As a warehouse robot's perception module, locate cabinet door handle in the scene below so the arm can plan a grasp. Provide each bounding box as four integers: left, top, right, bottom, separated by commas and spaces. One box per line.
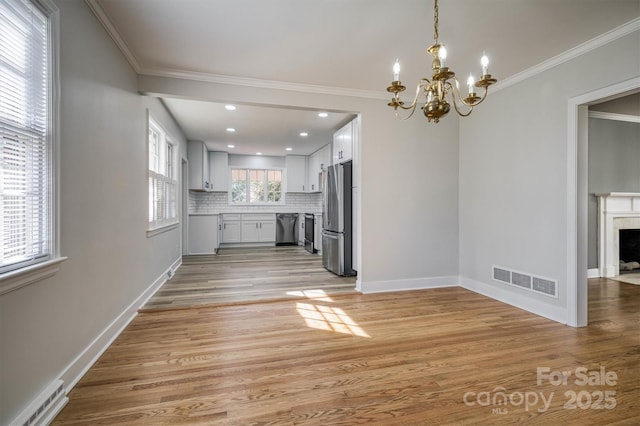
260, 223, 262, 229
224, 223, 226, 229
256, 223, 258, 229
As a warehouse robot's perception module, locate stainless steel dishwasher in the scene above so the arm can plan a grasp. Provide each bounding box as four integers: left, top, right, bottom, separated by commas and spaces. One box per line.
276, 213, 299, 245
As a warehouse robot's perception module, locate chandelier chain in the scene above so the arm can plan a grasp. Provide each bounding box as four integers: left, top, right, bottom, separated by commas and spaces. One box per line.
433, 0, 439, 44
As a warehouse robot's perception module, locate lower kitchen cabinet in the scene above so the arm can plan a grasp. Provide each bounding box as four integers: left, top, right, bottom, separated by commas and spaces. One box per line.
188, 214, 219, 254
221, 214, 241, 243
241, 214, 275, 242
221, 213, 275, 244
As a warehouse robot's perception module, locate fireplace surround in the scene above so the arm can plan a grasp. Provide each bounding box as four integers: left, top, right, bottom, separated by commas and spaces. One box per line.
596, 193, 640, 277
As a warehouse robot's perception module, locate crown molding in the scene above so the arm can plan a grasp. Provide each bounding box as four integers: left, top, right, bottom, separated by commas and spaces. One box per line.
140, 68, 389, 100
588, 111, 640, 123
495, 17, 640, 93
85, 0, 142, 73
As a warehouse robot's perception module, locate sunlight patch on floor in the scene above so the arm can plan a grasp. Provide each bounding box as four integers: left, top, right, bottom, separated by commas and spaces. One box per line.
286, 289, 334, 302
296, 302, 370, 337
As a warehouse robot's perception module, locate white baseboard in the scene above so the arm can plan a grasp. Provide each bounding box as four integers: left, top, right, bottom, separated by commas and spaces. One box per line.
59, 256, 181, 393
459, 276, 568, 325
357, 275, 458, 294
587, 268, 600, 279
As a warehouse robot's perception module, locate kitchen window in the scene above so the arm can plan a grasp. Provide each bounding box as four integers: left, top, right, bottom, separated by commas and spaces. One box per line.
147, 115, 178, 234
0, 0, 61, 285
231, 168, 282, 204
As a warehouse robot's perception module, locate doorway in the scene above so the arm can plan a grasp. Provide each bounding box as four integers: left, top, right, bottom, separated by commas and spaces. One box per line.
569, 77, 640, 327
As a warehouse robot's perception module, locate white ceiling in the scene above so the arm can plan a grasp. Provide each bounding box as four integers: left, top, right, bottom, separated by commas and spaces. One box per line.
90, 0, 640, 155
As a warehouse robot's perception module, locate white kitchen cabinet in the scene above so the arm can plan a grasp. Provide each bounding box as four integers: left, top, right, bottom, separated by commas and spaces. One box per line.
307, 144, 330, 192
351, 115, 360, 188
221, 214, 241, 243
188, 140, 210, 191
285, 155, 307, 192
188, 214, 218, 254
352, 186, 359, 271
209, 151, 229, 192
240, 214, 276, 242
333, 120, 353, 164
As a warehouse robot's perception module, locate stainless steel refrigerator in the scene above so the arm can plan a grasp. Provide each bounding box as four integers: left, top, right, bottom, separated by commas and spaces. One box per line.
322, 161, 356, 276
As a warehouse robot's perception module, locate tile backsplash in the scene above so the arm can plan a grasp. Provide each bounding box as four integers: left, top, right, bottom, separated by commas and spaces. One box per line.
189, 191, 323, 214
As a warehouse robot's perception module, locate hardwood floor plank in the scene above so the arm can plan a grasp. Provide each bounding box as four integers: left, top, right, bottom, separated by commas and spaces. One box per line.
54, 276, 639, 425
142, 247, 356, 310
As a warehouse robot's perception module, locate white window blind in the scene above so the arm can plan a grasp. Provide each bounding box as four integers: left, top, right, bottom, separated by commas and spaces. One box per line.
148, 117, 177, 231
0, 0, 52, 274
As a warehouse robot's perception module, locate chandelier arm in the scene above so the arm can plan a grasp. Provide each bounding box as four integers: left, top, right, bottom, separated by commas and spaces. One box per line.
445, 81, 474, 117
470, 86, 490, 107
396, 79, 428, 111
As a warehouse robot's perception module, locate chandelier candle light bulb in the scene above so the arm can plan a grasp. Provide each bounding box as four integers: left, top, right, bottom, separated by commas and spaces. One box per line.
385, 0, 497, 123
481, 54, 489, 76
438, 45, 447, 68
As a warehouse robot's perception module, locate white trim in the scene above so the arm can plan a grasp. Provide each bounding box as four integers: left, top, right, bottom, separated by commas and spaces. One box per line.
357, 275, 458, 294
147, 222, 179, 238
587, 269, 600, 279
84, 0, 142, 73
141, 68, 388, 100
460, 276, 568, 325
588, 111, 640, 123
0, 257, 67, 296
59, 256, 181, 392
567, 77, 640, 327
495, 18, 640, 93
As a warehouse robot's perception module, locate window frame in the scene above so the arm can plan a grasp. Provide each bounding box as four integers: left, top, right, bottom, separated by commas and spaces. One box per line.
229, 167, 284, 205
147, 113, 179, 236
0, 0, 64, 295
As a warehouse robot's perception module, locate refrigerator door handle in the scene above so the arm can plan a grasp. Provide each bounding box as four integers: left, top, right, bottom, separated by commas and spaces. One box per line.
322, 231, 339, 240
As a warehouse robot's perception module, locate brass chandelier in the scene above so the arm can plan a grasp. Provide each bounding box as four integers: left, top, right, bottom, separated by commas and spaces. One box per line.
386, 0, 497, 123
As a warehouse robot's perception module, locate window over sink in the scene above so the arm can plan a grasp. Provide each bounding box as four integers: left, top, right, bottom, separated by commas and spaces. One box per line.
230, 168, 282, 204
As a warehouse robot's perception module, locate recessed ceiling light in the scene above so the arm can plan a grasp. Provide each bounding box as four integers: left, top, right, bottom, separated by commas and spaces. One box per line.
256, 152, 262, 156
286, 147, 293, 151
227, 144, 235, 148
318, 112, 328, 118
226, 128, 235, 132
225, 105, 236, 111
299, 132, 308, 137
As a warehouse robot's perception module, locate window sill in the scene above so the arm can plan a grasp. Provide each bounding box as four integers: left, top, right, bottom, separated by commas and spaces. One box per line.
0, 257, 68, 296
147, 222, 179, 238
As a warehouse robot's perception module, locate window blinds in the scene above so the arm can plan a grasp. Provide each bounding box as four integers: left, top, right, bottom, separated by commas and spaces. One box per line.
0, 0, 51, 273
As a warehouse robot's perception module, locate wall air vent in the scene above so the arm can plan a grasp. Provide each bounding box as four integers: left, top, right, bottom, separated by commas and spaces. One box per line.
511, 272, 532, 289
493, 266, 558, 298
532, 277, 557, 297
493, 267, 511, 284
13, 379, 67, 426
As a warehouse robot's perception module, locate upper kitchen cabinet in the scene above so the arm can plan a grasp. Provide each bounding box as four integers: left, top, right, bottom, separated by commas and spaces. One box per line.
285, 155, 307, 192
188, 140, 210, 191
209, 151, 229, 192
333, 120, 354, 164
307, 144, 331, 192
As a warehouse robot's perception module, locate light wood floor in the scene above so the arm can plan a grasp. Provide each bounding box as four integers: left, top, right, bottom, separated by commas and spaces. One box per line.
54, 276, 639, 425
142, 246, 357, 311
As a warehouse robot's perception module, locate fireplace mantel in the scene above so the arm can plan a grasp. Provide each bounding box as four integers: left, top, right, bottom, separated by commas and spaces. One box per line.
596, 192, 640, 277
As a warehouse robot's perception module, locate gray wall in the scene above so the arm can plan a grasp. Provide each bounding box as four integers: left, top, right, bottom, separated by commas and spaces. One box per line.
0, 1, 186, 423
459, 30, 640, 313
587, 118, 640, 268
